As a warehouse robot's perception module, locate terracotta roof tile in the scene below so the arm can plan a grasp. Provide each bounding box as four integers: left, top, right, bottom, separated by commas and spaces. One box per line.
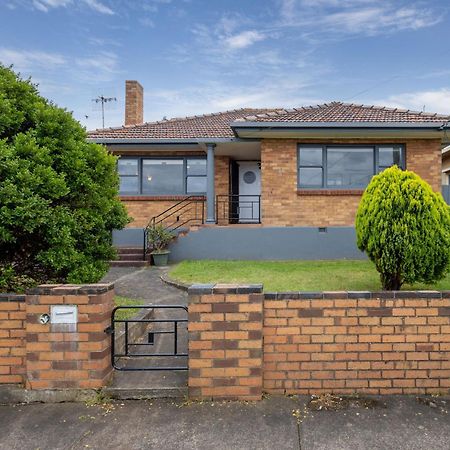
88, 102, 449, 140
87, 108, 279, 140
236, 102, 449, 124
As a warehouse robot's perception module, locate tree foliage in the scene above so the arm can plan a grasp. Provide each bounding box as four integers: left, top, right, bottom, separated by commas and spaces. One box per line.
0, 65, 129, 290
356, 165, 450, 290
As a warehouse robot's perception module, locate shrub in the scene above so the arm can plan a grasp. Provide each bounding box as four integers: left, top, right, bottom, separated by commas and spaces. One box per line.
356, 166, 450, 290
146, 224, 175, 253
0, 65, 129, 290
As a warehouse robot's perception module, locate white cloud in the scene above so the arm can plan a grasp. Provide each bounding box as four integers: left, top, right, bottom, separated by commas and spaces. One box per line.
18, 0, 115, 15
75, 51, 119, 73
374, 89, 450, 115
0, 46, 120, 86
32, 0, 71, 12
323, 6, 440, 34
142, 74, 323, 123
224, 30, 265, 50
82, 0, 114, 15
278, 0, 441, 36
0, 47, 66, 71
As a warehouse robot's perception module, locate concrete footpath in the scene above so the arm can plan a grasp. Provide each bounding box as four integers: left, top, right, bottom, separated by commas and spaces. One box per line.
0, 396, 448, 450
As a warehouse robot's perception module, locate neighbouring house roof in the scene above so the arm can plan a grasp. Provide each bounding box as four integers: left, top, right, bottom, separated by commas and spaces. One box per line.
88, 102, 450, 142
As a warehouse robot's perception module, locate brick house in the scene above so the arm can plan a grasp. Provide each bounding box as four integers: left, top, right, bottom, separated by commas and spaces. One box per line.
88, 81, 450, 261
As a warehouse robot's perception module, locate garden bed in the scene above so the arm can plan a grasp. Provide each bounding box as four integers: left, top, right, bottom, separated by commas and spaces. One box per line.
169, 260, 450, 292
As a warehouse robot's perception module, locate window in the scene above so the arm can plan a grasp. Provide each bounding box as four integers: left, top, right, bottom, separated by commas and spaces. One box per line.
327, 147, 373, 188
142, 159, 184, 195
118, 157, 207, 195
298, 145, 404, 189
186, 159, 207, 193
118, 159, 139, 194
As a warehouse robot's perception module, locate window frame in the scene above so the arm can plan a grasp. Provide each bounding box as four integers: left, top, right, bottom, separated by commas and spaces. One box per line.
118, 156, 207, 196
297, 144, 405, 190
117, 158, 140, 195
185, 158, 208, 194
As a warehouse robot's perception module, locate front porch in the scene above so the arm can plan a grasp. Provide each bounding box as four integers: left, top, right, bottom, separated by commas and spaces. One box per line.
204, 142, 263, 226
116, 139, 263, 231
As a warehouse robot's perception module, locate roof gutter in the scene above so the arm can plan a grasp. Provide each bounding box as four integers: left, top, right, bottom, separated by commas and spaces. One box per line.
231, 121, 449, 142
86, 137, 250, 145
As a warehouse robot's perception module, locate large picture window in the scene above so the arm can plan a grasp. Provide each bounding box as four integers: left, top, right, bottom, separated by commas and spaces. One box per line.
118, 157, 207, 195
298, 144, 405, 189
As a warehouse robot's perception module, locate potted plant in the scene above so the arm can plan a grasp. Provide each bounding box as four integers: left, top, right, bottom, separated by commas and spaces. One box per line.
146, 224, 175, 266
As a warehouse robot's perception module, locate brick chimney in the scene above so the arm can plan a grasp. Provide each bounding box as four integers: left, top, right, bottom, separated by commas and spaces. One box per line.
125, 80, 144, 126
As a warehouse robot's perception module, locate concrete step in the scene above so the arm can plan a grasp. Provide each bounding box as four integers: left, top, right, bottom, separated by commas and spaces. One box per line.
109, 260, 149, 267
117, 247, 143, 255
118, 253, 146, 261
104, 386, 187, 400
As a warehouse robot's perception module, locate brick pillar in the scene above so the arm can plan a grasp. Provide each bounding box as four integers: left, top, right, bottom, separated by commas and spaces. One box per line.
0, 294, 26, 385
188, 284, 263, 401
25, 284, 114, 390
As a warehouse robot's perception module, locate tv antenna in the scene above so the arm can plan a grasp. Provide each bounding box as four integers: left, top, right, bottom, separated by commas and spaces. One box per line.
92, 95, 117, 128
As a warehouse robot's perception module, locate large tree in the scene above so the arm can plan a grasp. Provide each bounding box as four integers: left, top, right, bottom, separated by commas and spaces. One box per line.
356, 165, 450, 290
0, 65, 129, 290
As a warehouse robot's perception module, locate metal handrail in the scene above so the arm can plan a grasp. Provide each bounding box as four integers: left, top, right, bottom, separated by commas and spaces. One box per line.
143, 196, 206, 260
216, 194, 261, 224
149, 195, 204, 223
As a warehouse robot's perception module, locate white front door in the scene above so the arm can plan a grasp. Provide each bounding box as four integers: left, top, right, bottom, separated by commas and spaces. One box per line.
238, 161, 261, 223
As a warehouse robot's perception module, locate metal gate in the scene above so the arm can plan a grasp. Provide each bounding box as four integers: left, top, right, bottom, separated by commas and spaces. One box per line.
106, 305, 188, 371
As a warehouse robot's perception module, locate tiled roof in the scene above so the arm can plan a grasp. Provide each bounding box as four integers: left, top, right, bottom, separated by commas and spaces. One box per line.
88, 102, 449, 141
87, 108, 279, 140
236, 102, 450, 124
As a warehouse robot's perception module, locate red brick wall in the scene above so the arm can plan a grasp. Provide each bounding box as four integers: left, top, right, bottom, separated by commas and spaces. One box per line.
0, 295, 26, 384
188, 287, 450, 399
0, 284, 114, 390
25, 284, 114, 390
261, 138, 442, 227
264, 291, 450, 395
188, 284, 263, 401
118, 155, 229, 228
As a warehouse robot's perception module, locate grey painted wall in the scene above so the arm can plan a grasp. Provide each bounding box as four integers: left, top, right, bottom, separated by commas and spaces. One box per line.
168, 226, 365, 261
442, 186, 450, 204
114, 187, 449, 254
113, 228, 144, 247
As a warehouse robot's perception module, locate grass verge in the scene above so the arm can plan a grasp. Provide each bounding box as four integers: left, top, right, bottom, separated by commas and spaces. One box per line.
114, 296, 144, 320
169, 260, 450, 292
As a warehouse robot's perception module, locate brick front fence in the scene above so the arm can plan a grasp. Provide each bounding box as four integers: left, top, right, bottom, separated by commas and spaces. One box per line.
188, 285, 264, 401
0, 294, 26, 385
188, 285, 450, 400
0, 284, 114, 394
2, 282, 449, 401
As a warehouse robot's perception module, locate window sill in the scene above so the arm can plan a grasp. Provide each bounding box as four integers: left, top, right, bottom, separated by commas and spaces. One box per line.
297, 189, 365, 196
119, 195, 205, 201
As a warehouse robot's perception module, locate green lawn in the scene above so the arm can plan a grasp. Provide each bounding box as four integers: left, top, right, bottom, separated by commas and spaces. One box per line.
169, 260, 450, 292
114, 296, 145, 320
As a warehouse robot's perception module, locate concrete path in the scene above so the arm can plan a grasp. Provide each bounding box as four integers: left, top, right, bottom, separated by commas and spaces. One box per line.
101, 266, 188, 395
0, 396, 448, 450
101, 266, 187, 305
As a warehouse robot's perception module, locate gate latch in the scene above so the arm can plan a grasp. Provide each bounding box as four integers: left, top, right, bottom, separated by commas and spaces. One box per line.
104, 326, 114, 335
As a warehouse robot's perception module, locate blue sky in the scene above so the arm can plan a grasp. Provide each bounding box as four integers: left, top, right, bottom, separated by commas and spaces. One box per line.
1, 0, 450, 130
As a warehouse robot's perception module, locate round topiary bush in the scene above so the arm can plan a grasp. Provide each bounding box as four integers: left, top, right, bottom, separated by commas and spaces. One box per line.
0, 65, 130, 291
356, 165, 450, 290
